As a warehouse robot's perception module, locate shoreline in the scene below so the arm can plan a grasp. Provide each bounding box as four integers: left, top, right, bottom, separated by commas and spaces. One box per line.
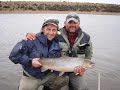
0, 11, 120, 15
1, 1, 120, 15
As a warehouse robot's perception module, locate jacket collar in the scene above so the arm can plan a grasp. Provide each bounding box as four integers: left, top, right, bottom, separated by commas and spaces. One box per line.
36, 33, 58, 46
36, 33, 48, 46
77, 27, 83, 38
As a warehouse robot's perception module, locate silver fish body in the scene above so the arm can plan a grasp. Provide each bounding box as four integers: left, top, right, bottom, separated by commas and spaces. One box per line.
38, 56, 95, 74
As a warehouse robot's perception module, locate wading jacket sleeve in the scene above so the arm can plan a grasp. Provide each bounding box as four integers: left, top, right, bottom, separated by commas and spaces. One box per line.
57, 27, 93, 60
9, 33, 62, 79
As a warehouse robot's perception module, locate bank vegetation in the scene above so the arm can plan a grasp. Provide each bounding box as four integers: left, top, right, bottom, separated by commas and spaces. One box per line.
0, 1, 120, 14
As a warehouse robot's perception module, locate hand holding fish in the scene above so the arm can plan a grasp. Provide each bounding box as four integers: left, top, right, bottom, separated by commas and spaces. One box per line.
74, 66, 86, 76
32, 58, 42, 68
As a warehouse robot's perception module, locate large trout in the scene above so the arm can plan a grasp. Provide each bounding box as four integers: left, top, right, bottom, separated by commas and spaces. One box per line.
38, 56, 95, 75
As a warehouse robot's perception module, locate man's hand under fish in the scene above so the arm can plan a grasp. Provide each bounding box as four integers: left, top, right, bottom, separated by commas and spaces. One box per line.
74, 66, 86, 76
32, 57, 95, 76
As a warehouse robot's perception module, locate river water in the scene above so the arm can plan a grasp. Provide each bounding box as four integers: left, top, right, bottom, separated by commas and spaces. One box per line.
0, 14, 120, 90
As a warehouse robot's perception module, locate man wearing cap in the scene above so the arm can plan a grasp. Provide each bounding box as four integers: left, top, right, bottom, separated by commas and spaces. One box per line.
58, 12, 92, 90
9, 18, 69, 90
26, 12, 93, 90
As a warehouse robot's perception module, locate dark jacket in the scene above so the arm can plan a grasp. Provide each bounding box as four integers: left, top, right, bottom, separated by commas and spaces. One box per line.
9, 33, 61, 79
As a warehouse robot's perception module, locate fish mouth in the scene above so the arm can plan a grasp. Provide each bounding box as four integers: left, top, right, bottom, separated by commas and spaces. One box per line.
90, 63, 95, 67
83, 60, 95, 68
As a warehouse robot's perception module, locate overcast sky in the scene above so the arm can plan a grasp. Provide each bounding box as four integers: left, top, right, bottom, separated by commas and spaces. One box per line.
1, 0, 120, 5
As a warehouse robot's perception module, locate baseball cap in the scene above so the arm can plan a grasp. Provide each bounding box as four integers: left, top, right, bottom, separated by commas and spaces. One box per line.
42, 17, 59, 28
65, 12, 80, 23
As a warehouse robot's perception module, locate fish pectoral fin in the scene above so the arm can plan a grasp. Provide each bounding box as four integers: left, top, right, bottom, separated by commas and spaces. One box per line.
41, 65, 48, 72
59, 72, 65, 76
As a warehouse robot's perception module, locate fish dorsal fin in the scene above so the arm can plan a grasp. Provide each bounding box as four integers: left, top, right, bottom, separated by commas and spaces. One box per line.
41, 65, 48, 72
59, 72, 65, 76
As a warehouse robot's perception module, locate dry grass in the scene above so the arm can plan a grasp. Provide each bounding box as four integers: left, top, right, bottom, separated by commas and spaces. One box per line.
0, 1, 120, 15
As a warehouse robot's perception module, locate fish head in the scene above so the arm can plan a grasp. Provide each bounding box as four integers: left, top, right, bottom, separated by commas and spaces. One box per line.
83, 60, 95, 69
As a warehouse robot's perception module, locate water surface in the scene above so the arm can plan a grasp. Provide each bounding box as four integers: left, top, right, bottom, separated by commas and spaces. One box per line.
0, 14, 120, 90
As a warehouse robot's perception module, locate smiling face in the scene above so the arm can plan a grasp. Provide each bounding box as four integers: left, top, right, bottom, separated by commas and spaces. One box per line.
64, 20, 80, 33
42, 24, 58, 41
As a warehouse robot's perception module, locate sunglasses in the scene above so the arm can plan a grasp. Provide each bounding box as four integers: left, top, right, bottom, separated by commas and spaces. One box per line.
44, 19, 59, 25
66, 15, 79, 21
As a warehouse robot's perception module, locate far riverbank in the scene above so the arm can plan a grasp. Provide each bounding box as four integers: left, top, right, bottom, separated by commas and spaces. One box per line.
0, 10, 120, 15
